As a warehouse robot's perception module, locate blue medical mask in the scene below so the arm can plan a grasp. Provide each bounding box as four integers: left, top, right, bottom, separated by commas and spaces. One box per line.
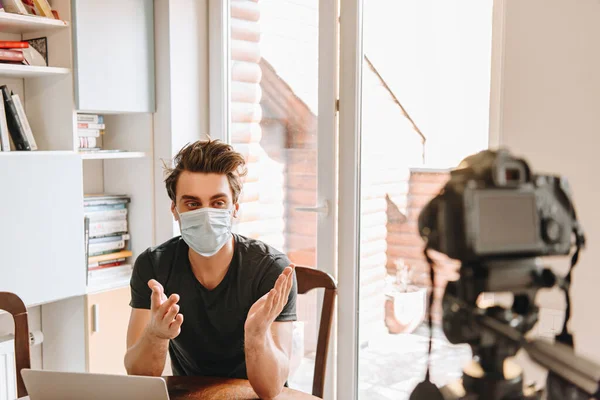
177, 207, 233, 257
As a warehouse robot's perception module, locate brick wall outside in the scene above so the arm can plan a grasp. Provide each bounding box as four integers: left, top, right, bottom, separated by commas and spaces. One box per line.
230, 0, 455, 350
230, 0, 286, 251
386, 169, 460, 322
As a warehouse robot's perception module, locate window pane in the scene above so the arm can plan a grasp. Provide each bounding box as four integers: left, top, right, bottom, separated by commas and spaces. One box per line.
228, 0, 319, 393
357, 0, 493, 398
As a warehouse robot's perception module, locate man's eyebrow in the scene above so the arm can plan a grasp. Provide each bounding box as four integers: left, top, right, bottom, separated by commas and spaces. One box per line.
181, 195, 200, 201
210, 193, 229, 201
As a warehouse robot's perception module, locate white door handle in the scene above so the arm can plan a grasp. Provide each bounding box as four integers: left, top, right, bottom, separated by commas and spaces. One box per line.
296, 200, 329, 217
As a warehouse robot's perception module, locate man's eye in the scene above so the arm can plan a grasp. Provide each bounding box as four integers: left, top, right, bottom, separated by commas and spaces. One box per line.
188, 202, 200, 208
214, 201, 226, 207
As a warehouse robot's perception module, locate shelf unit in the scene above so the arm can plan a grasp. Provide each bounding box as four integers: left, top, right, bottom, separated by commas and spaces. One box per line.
0, 0, 157, 380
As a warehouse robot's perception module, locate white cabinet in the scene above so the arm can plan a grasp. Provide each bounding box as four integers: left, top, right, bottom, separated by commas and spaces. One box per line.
85, 287, 131, 374
0, 152, 85, 306
72, 0, 155, 113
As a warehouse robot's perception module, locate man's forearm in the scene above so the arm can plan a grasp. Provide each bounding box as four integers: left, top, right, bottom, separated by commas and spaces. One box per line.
245, 331, 289, 399
125, 330, 169, 376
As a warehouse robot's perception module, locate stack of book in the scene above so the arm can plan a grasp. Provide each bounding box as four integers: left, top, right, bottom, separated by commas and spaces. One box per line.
0, 84, 36, 151
0, 40, 46, 67
77, 113, 105, 152
84, 194, 133, 289
2, 0, 58, 19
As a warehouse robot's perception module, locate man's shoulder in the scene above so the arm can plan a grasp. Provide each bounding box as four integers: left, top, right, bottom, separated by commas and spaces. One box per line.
149, 235, 183, 253
234, 234, 288, 266
135, 236, 185, 271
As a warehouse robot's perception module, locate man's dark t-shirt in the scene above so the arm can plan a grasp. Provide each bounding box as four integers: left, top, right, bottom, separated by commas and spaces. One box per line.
129, 233, 297, 378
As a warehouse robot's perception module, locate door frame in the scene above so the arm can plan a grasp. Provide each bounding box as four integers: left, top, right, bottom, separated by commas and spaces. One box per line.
337, 0, 362, 398
208, 0, 230, 143
488, 0, 507, 149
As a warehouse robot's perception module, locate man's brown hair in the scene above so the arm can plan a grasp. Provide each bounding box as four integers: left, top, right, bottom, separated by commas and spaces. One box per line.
164, 139, 247, 203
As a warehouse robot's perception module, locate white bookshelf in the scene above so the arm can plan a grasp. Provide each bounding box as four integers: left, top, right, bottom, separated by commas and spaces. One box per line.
80, 151, 147, 160
0, 0, 157, 378
0, 12, 69, 34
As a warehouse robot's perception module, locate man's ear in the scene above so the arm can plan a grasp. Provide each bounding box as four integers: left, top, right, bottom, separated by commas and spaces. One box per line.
171, 201, 179, 221
233, 202, 240, 218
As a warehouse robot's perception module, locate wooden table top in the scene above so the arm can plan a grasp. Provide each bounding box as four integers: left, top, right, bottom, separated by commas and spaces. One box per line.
19, 375, 318, 400
166, 376, 319, 400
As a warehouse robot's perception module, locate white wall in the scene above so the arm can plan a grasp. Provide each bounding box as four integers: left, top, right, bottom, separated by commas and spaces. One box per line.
154, 0, 210, 245
493, 0, 600, 382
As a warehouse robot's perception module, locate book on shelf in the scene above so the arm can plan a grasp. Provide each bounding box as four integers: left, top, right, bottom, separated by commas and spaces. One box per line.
88, 233, 129, 256
1, 85, 30, 151
79, 136, 97, 149
77, 122, 105, 130
0, 40, 44, 66
89, 245, 127, 257
89, 219, 128, 238
0, 39, 46, 66
85, 208, 128, 222
2, 0, 28, 14
11, 93, 37, 150
0, 94, 10, 151
88, 257, 128, 270
83, 194, 133, 285
83, 202, 127, 213
19, 46, 46, 67
84, 194, 130, 207
32, 0, 54, 18
89, 233, 130, 244
0, 49, 24, 63
77, 114, 106, 151
77, 128, 103, 138
7, 0, 55, 18
88, 250, 133, 265
77, 114, 104, 124
84, 216, 90, 285
0, 41, 29, 49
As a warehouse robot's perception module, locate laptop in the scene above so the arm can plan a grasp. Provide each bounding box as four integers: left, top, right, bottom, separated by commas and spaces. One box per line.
21, 369, 170, 400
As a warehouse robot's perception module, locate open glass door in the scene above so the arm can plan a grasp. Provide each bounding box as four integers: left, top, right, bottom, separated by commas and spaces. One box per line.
338, 0, 493, 398
210, 0, 338, 396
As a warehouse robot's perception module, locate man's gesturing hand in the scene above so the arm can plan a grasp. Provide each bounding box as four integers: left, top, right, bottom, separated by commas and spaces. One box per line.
245, 264, 295, 336
146, 279, 184, 340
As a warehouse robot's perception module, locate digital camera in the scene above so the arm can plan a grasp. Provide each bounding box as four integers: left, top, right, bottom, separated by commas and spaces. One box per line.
418, 149, 578, 262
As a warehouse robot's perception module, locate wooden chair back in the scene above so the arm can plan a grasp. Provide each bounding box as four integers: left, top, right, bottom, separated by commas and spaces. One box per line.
294, 266, 337, 398
0, 292, 31, 398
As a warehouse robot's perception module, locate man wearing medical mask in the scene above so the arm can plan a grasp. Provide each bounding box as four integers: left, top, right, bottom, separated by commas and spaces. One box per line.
124, 140, 297, 400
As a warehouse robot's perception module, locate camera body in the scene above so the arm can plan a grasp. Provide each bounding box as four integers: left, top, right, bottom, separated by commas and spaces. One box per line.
418, 149, 577, 263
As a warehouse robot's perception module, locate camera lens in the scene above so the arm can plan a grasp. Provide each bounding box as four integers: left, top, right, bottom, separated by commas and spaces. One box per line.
505, 168, 521, 182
